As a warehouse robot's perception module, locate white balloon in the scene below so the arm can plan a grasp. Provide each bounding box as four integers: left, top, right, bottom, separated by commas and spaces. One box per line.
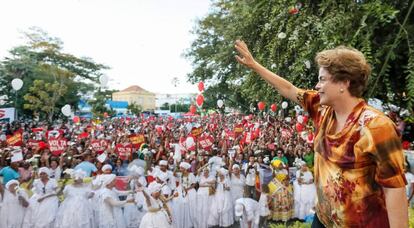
285, 117, 292, 123
217, 99, 224, 108
61, 104, 71, 117
11, 79, 23, 91
300, 131, 308, 140
282, 101, 288, 109
99, 75, 109, 86
297, 115, 304, 124
294, 105, 301, 113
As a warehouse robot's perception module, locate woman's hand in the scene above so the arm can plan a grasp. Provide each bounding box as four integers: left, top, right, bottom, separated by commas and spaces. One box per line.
235, 40, 257, 69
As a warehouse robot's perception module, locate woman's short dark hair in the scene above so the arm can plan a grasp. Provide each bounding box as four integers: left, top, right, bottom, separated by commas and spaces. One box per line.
315, 46, 371, 97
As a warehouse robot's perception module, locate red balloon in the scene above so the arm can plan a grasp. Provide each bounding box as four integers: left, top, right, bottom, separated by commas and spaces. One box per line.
198, 81, 205, 92
295, 123, 304, 132
303, 115, 309, 124
196, 94, 204, 107
258, 102, 265, 111
103, 112, 108, 118
73, 116, 80, 123
308, 132, 314, 141
271, 104, 277, 112
189, 105, 197, 114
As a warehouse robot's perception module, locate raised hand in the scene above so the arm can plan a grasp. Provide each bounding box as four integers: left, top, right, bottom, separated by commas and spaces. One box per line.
234, 40, 257, 68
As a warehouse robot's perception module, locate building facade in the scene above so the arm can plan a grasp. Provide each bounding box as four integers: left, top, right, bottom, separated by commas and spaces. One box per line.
112, 85, 156, 111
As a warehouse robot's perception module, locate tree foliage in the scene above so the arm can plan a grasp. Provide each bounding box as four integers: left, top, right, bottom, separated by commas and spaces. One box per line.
0, 27, 108, 120
185, 0, 414, 113
127, 103, 143, 116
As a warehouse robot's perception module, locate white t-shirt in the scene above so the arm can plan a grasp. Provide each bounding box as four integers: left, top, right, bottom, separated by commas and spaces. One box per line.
405, 172, 414, 197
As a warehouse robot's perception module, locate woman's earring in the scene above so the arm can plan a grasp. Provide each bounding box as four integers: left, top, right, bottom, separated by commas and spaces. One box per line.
340, 88, 344, 93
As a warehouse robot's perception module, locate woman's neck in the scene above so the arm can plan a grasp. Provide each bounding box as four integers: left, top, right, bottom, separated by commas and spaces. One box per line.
332, 97, 361, 119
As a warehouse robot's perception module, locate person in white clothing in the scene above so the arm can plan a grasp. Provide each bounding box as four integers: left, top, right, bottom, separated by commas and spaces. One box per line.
196, 167, 215, 228
139, 182, 173, 228
208, 167, 234, 227
171, 162, 196, 228
234, 198, 261, 228
230, 164, 246, 205
293, 161, 316, 220
405, 166, 414, 208
55, 169, 94, 228
124, 165, 147, 228
97, 174, 135, 228
0, 180, 30, 228
24, 167, 59, 228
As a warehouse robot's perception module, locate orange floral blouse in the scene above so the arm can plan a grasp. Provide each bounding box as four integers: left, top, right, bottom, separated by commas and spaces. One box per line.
297, 89, 407, 228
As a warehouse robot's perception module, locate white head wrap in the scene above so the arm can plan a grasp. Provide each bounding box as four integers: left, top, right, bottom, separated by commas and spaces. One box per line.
72, 169, 87, 180
218, 167, 229, 176
232, 164, 240, 170
180, 162, 191, 170
101, 174, 116, 187
159, 160, 168, 166
102, 164, 113, 172
128, 165, 144, 177
147, 182, 162, 195
235, 203, 244, 217
5, 179, 19, 190
38, 167, 51, 177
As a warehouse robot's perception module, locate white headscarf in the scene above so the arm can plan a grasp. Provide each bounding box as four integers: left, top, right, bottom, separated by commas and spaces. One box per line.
128, 165, 144, 177
232, 164, 240, 170
101, 174, 116, 187
38, 167, 51, 177
5, 180, 19, 190
102, 164, 113, 172
147, 182, 162, 195
159, 160, 168, 166
218, 167, 229, 176
180, 162, 191, 170
72, 169, 87, 180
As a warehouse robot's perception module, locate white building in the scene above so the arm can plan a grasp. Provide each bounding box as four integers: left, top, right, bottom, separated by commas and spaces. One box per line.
155, 93, 196, 109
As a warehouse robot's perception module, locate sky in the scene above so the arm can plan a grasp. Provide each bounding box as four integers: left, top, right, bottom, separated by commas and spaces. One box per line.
0, 0, 212, 94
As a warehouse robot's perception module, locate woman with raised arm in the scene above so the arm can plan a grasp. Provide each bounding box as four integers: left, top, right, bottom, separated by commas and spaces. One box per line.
235, 40, 407, 228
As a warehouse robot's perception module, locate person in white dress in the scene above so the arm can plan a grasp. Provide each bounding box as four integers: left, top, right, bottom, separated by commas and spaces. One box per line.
25, 167, 59, 228
171, 162, 196, 228
124, 165, 147, 228
90, 163, 114, 227
208, 167, 234, 227
97, 174, 135, 228
139, 182, 173, 228
158, 160, 176, 192
234, 198, 261, 228
293, 161, 316, 220
0, 180, 30, 228
195, 167, 215, 228
55, 169, 95, 228
230, 164, 246, 205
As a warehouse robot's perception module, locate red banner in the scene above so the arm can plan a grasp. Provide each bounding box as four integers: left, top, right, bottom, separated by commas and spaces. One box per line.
199, 134, 214, 151
90, 139, 109, 154
114, 176, 129, 191
6, 131, 23, 147
48, 139, 68, 156
115, 143, 133, 160
129, 134, 145, 149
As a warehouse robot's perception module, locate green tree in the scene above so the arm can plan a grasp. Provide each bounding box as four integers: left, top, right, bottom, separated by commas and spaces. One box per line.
160, 102, 170, 110
0, 27, 108, 120
88, 89, 116, 118
127, 103, 143, 116
185, 0, 414, 113
23, 79, 67, 122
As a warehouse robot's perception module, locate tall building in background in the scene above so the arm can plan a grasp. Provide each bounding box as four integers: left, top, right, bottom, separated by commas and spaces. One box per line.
112, 85, 156, 111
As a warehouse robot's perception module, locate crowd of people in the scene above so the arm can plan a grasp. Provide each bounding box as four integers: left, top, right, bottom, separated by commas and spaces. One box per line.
0, 110, 322, 228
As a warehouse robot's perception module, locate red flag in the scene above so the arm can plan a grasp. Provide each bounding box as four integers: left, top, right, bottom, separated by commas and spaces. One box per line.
90, 139, 109, 154
129, 134, 145, 149
48, 138, 68, 156
115, 143, 133, 160
6, 130, 23, 147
